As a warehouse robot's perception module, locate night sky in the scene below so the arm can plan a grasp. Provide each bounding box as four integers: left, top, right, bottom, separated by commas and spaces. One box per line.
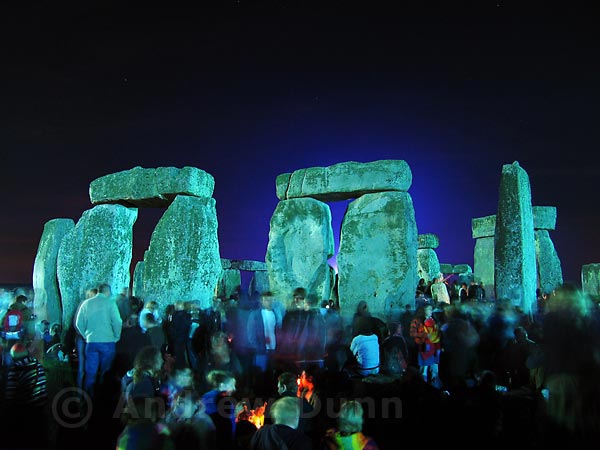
1, 2, 599, 287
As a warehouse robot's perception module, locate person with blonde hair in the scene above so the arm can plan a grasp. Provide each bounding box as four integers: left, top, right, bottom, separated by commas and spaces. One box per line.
250, 396, 313, 450
323, 400, 378, 450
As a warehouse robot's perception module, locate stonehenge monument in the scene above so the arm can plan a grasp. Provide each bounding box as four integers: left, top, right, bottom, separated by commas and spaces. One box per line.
31, 159, 573, 333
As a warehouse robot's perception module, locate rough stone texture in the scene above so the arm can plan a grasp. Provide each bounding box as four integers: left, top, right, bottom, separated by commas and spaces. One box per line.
265, 198, 334, 306
90, 166, 215, 207
217, 268, 241, 299
139, 195, 221, 311
453, 264, 474, 285
249, 271, 271, 296
472, 215, 496, 239
132, 261, 144, 298
439, 263, 454, 274
535, 229, 563, 294
57, 204, 137, 335
582, 263, 600, 298
32, 218, 75, 324
276, 160, 412, 202
473, 236, 495, 300
337, 191, 418, 323
221, 259, 267, 271
533, 206, 557, 231
494, 161, 537, 315
417, 248, 441, 283
452, 264, 472, 274
418, 234, 439, 249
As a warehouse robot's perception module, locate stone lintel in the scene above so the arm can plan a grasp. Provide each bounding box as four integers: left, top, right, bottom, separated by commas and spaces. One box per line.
533, 206, 557, 230
453, 264, 473, 274
472, 215, 496, 239
439, 263, 454, 274
275, 160, 412, 201
90, 166, 215, 207
418, 234, 440, 249
221, 258, 267, 271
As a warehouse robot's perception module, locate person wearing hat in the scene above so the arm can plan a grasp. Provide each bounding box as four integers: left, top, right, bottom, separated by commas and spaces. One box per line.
3, 342, 49, 447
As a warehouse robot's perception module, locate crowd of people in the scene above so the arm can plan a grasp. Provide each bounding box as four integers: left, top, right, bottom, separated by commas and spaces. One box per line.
0, 277, 599, 449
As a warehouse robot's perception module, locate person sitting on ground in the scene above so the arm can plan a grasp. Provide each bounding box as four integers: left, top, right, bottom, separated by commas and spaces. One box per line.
201, 370, 238, 450
117, 396, 174, 450
3, 342, 49, 448
347, 322, 380, 377
123, 345, 166, 403
380, 321, 408, 378
322, 400, 378, 450
250, 396, 313, 450
164, 390, 216, 450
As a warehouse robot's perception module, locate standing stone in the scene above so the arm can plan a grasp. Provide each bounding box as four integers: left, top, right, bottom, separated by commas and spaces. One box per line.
417, 234, 441, 283
57, 204, 137, 335
582, 263, 600, 299
140, 195, 221, 311
218, 268, 242, 299
337, 191, 418, 323
533, 206, 563, 294
494, 162, 537, 315
535, 229, 563, 294
472, 214, 496, 301
249, 271, 270, 297
33, 218, 75, 323
453, 264, 474, 286
265, 198, 334, 306
133, 261, 144, 298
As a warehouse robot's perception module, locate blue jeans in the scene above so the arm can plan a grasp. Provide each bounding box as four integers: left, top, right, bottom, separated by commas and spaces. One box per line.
76, 335, 85, 389
84, 342, 116, 396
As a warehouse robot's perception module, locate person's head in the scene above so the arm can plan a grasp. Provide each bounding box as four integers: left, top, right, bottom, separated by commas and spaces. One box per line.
40, 319, 50, 332
50, 323, 61, 335
337, 400, 365, 434
171, 391, 204, 419
303, 294, 319, 311
298, 370, 314, 392
277, 372, 299, 396
206, 370, 236, 394
133, 345, 163, 380
146, 300, 158, 312
10, 342, 29, 360
126, 313, 140, 328
270, 396, 301, 429
389, 321, 402, 336
210, 330, 230, 354
292, 287, 306, 308
514, 326, 528, 342
174, 300, 185, 311
356, 301, 369, 316
260, 291, 274, 310
85, 287, 98, 299
144, 312, 157, 328
98, 283, 112, 297
173, 367, 194, 388
424, 304, 433, 318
